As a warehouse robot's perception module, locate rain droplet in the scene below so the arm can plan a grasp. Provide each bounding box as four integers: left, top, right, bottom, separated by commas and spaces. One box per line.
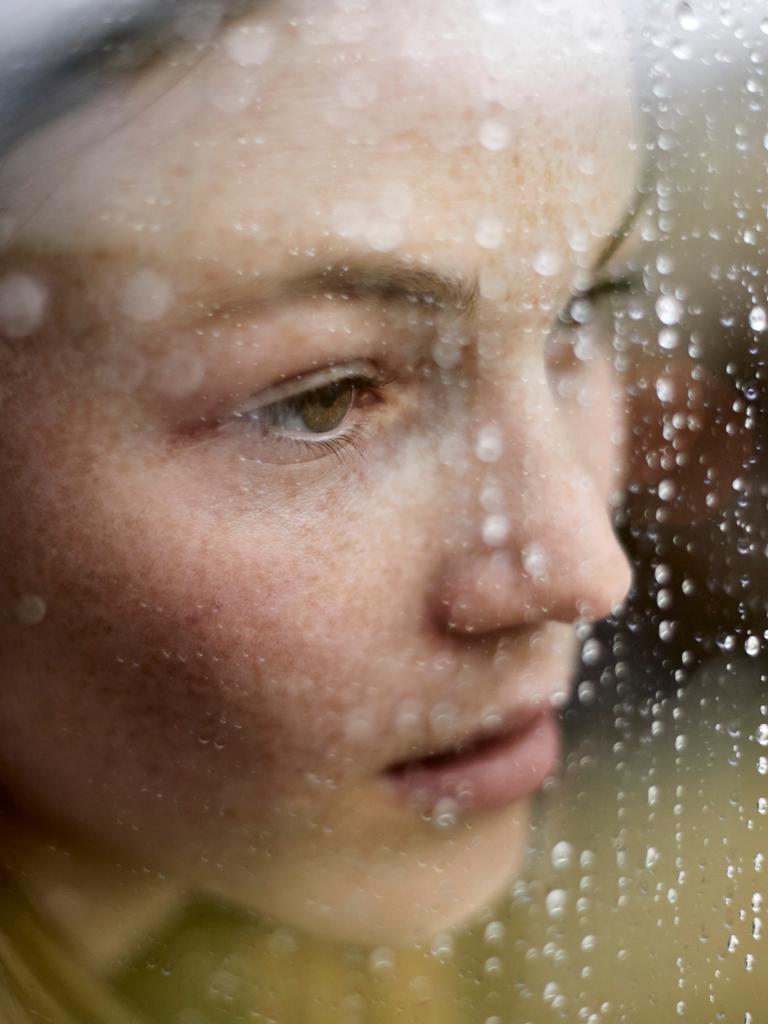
474, 214, 504, 250
522, 542, 549, 581
577, 680, 596, 705
364, 218, 404, 253
749, 306, 767, 332
645, 846, 660, 868
659, 328, 680, 351
532, 248, 563, 278
658, 479, 676, 502
120, 270, 173, 322
16, 593, 46, 626
475, 424, 503, 462
545, 889, 567, 920
659, 620, 675, 642
745, 635, 761, 657
0, 273, 48, 337
675, 2, 700, 31
671, 40, 693, 60
479, 119, 511, 152
655, 294, 684, 326
224, 22, 275, 65
482, 514, 510, 547
581, 638, 603, 666
654, 563, 671, 585
551, 841, 573, 870
756, 724, 768, 747
369, 946, 396, 977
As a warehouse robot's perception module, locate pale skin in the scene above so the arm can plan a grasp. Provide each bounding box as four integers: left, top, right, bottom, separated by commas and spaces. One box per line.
0, 0, 637, 961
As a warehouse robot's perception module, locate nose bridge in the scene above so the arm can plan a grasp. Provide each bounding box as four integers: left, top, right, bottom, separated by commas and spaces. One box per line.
436, 385, 632, 634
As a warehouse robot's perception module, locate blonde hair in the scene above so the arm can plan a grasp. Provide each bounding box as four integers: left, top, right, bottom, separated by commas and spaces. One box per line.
0, 865, 144, 1024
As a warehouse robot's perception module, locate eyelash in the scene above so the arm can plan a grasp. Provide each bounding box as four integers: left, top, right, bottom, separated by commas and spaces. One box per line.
238, 371, 395, 463
559, 276, 636, 328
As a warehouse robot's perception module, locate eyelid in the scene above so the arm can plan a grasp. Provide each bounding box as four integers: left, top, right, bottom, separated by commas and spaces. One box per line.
558, 272, 641, 328
232, 359, 381, 419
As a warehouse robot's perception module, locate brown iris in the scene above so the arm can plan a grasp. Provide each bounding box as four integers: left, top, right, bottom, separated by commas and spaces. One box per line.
283, 379, 356, 434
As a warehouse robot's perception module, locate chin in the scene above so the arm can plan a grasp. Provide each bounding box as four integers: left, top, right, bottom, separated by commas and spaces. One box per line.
205, 799, 530, 948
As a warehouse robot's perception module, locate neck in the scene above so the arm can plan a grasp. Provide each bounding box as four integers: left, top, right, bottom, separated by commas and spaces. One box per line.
2, 805, 185, 975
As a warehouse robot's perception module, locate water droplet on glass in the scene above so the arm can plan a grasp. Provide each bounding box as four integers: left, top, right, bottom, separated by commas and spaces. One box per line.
551, 840, 573, 870
0, 273, 47, 337
671, 39, 693, 60
224, 22, 275, 65
16, 593, 46, 626
545, 889, 567, 920
522, 542, 549, 581
659, 620, 676, 642
756, 724, 768, 747
749, 305, 767, 332
581, 638, 603, 666
675, 2, 700, 31
532, 248, 563, 278
474, 214, 504, 250
364, 218, 404, 253
577, 680, 596, 705
475, 424, 503, 462
479, 119, 511, 152
120, 270, 173, 322
654, 564, 671, 585
745, 635, 761, 657
482, 514, 510, 547
658, 479, 676, 502
369, 946, 396, 977
655, 294, 684, 326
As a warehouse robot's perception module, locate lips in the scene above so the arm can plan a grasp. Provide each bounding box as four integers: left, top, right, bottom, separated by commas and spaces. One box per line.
383, 706, 561, 814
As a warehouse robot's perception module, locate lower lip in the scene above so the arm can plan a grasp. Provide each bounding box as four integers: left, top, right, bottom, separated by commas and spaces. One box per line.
383, 711, 561, 815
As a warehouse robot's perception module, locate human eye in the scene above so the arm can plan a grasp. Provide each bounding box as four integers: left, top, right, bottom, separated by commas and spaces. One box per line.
557, 273, 638, 331
229, 361, 394, 464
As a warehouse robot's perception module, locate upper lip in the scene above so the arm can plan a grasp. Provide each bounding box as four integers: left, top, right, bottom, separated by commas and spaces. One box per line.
383, 698, 558, 775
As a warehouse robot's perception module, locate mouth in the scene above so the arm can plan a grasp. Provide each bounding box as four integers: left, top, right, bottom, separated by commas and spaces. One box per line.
382, 706, 561, 815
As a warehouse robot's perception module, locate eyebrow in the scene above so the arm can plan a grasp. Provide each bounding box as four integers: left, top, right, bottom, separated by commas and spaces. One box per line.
290, 261, 479, 314
191, 258, 481, 324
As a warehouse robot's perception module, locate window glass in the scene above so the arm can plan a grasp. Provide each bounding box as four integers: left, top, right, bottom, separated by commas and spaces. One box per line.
0, 2, 764, 1022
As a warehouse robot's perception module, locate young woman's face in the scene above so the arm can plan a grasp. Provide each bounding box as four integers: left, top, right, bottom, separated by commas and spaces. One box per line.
0, 0, 636, 944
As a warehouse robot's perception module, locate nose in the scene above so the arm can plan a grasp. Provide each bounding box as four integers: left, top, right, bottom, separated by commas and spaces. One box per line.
433, 411, 633, 637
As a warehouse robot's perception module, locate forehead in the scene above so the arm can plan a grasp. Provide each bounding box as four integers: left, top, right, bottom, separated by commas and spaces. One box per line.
1, 0, 636, 265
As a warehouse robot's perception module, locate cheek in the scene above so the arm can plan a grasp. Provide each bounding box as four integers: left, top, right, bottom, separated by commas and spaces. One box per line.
0, 434, 441, 832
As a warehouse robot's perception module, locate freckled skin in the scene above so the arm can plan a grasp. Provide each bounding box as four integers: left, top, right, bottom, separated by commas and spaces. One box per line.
0, 0, 636, 946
